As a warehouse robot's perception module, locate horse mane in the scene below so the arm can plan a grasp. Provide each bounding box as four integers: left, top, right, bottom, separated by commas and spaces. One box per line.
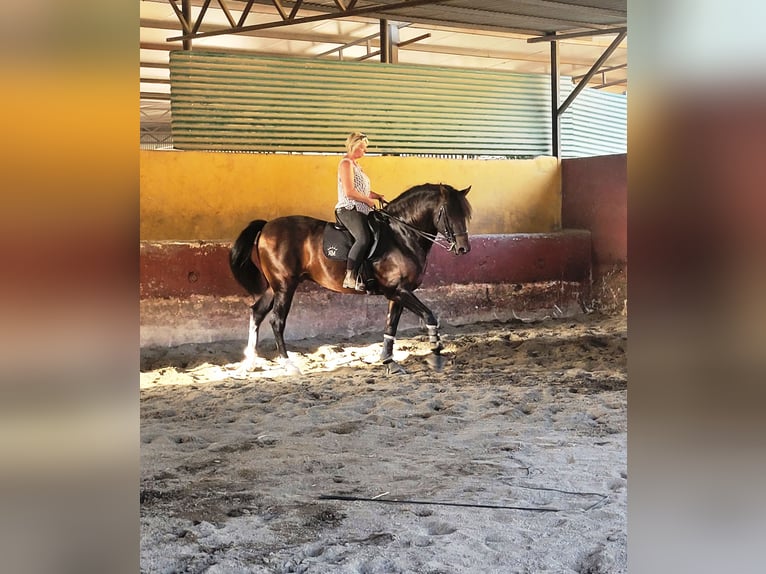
387, 183, 472, 222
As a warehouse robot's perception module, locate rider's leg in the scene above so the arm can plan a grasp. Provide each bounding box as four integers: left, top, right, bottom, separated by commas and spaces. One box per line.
336, 209, 370, 291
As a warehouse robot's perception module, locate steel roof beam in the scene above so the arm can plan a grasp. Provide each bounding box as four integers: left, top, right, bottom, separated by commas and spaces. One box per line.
315, 22, 411, 58
528, 26, 626, 44
593, 78, 627, 90
572, 63, 626, 81
558, 29, 626, 115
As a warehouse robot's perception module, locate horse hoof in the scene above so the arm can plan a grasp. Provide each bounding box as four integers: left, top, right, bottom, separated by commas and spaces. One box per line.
241, 357, 258, 372
426, 353, 445, 372
278, 357, 303, 375
384, 360, 407, 375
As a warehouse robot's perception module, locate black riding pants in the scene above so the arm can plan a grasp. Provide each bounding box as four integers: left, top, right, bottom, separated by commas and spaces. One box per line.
335, 207, 371, 273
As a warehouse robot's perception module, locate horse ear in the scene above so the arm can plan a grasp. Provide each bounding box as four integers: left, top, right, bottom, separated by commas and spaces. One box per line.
460, 186, 471, 195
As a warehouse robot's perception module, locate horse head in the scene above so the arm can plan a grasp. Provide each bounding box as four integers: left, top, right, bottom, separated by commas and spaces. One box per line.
437, 184, 472, 254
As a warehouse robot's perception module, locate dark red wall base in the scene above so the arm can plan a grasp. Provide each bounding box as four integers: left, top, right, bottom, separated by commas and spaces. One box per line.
140, 231, 592, 299
562, 154, 627, 315
140, 232, 593, 347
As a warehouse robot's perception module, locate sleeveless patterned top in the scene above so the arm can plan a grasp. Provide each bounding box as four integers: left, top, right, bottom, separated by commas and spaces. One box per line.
336, 159, 372, 215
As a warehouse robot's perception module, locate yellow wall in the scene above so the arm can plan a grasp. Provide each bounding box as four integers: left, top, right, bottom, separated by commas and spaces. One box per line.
140, 151, 561, 240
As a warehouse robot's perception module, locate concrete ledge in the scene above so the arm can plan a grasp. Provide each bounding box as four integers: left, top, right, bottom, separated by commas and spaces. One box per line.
422, 231, 591, 287
140, 231, 592, 299
140, 281, 587, 348
140, 232, 592, 347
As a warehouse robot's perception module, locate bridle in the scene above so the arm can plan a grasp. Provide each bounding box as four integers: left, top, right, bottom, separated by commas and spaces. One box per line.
435, 204, 469, 252
377, 200, 467, 253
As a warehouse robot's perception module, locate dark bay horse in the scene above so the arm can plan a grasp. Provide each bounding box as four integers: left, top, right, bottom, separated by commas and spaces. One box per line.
229, 183, 472, 373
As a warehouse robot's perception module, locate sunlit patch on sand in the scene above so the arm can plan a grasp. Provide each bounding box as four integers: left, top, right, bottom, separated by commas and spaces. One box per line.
139, 341, 425, 387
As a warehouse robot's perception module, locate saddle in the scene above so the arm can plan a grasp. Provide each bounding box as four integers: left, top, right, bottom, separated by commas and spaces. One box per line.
323, 211, 386, 290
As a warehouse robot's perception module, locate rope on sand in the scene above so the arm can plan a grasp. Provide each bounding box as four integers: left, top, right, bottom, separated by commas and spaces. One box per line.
319, 487, 609, 512
318, 494, 563, 512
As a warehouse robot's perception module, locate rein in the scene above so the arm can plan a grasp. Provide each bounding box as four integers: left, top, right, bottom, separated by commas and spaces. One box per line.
376, 199, 464, 252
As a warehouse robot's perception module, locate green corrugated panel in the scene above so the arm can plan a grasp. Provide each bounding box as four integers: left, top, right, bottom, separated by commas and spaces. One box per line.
170, 52, 551, 156
560, 79, 627, 158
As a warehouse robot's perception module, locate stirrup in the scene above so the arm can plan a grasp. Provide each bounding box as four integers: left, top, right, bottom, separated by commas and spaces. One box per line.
343, 274, 365, 291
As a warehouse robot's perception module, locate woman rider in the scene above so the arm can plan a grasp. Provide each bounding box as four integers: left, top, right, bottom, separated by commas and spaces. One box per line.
335, 132, 384, 290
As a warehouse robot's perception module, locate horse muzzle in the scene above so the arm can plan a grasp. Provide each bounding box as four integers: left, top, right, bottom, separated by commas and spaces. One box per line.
451, 233, 471, 255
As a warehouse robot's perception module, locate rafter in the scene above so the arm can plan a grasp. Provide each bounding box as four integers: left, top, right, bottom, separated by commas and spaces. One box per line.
572, 63, 626, 81
289, 0, 305, 20
316, 22, 411, 58
192, 0, 212, 34
166, 0, 191, 33
238, 0, 257, 27
593, 78, 627, 89
216, 0, 238, 27
528, 26, 627, 44
271, 0, 288, 20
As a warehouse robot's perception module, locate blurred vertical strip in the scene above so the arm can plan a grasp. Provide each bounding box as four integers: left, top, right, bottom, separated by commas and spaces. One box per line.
0, 1, 139, 573
629, 1, 766, 573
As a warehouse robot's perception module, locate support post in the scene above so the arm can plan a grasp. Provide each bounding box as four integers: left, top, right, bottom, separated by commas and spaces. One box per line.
389, 21, 399, 63
380, 19, 389, 62
550, 39, 560, 158
379, 19, 399, 63
182, 0, 192, 50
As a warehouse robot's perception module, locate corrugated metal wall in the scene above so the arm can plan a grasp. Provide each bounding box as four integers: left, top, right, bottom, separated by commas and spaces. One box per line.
169, 51, 551, 156
560, 82, 627, 158
169, 51, 626, 158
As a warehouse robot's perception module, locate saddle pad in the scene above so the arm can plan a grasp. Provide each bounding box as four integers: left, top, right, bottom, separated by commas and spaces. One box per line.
322, 213, 383, 262
322, 223, 352, 261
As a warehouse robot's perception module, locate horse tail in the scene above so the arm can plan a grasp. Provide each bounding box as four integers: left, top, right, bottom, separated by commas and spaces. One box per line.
229, 220, 269, 296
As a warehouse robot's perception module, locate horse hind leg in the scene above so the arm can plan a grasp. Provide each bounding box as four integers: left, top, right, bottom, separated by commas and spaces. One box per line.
269, 284, 302, 374
242, 290, 274, 371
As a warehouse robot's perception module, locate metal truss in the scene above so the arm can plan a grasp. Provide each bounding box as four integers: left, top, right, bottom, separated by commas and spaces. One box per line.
140, 103, 173, 148
165, 0, 448, 43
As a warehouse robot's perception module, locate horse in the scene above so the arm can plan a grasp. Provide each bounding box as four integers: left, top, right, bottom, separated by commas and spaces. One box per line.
229, 182, 472, 374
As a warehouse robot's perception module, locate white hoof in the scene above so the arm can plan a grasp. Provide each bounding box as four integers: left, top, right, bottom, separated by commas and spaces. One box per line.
241, 349, 268, 372
278, 356, 302, 375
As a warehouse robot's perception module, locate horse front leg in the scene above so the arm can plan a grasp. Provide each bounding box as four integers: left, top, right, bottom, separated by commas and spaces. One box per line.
391, 289, 446, 372
400, 290, 443, 353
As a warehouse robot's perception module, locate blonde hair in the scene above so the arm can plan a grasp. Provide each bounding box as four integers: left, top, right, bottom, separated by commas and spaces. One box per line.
345, 131, 369, 153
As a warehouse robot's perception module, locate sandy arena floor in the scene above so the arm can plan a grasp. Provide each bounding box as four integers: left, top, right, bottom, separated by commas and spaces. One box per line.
140, 313, 627, 574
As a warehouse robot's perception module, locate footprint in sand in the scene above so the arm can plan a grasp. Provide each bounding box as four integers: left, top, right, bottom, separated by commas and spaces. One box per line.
357, 557, 400, 574
304, 542, 325, 558
425, 521, 457, 535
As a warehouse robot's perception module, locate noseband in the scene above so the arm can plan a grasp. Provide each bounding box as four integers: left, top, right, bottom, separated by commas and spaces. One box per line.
436, 204, 468, 252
